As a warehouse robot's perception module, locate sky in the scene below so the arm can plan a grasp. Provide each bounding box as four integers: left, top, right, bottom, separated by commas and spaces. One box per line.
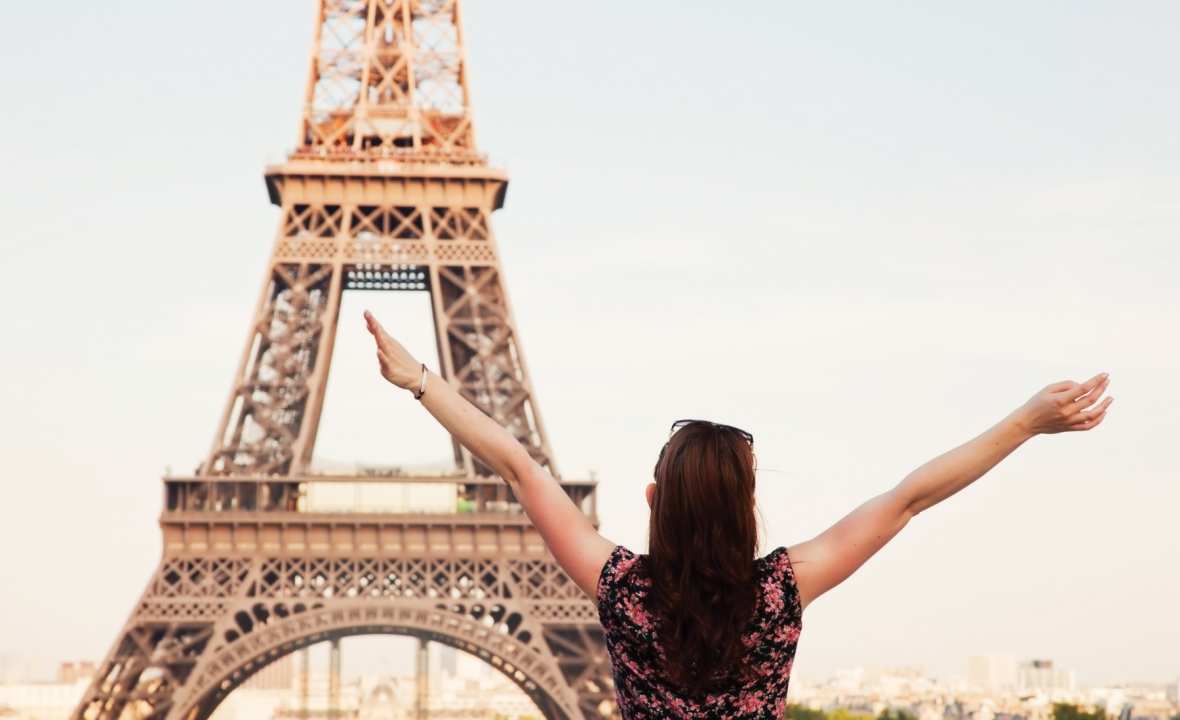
0, 0, 1178, 690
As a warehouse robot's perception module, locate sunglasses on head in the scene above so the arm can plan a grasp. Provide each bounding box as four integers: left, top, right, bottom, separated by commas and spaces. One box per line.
668, 419, 754, 446
655, 419, 756, 480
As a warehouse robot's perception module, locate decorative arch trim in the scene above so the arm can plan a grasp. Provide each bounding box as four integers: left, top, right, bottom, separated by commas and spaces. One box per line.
170, 601, 577, 720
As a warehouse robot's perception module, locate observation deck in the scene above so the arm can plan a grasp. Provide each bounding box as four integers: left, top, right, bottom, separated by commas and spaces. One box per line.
159, 472, 599, 559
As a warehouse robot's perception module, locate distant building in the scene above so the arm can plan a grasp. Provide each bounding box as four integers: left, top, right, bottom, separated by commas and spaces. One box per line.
830, 666, 866, 692
0, 679, 90, 719
55, 661, 96, 685
968, 655, 1019, 694
1166, 678, 1179, 705
439, 645, 457, 678
1127, 698, 1176, 720
866, 666, 936, 696
1017, 659, 1075, 695
242, 654, 294, 690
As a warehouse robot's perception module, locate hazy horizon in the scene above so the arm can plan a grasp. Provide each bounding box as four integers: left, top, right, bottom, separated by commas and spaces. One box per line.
0, 0, 1176, 690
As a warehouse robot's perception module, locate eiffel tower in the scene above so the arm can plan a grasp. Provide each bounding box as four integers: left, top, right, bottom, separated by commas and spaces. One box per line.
75, 2, 615, 718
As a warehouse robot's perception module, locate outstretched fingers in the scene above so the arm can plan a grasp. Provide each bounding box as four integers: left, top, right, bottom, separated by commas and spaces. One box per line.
364, 309, 381, 336
1064, 373, 1110, 416
1067, 396, 1113, 431
364, 310, 416, 388
364, 309, 391, 349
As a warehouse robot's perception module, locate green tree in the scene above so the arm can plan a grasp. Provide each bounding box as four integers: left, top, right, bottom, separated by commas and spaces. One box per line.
878, 709, 918, 720
784, 704, 828, 720
829, 708, 875, 720
1052, 702, 1107, 720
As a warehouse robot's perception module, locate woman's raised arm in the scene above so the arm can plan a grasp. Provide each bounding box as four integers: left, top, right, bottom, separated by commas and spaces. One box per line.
364, 310, 617, 601
788, 373, 1113, 612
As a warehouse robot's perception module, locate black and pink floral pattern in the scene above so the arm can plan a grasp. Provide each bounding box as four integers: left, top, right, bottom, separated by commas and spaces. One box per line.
596, 545, 804, 719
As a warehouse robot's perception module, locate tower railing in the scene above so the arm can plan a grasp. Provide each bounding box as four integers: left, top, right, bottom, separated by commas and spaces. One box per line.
161, 474, 599, 521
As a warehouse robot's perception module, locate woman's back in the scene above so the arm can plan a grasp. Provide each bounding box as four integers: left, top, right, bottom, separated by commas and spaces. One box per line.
596, 544, 804, 719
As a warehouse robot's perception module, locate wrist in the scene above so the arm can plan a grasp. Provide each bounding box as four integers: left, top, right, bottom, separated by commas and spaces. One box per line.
409, 363, 429, 399
1005, 406, 1038, 442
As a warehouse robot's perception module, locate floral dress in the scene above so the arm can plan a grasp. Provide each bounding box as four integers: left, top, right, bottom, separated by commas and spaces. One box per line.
595, 544, 804, 719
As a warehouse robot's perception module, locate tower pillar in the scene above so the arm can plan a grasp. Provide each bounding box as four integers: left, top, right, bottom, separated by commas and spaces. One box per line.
329, 639, 341, 717
416, 638, 429, 720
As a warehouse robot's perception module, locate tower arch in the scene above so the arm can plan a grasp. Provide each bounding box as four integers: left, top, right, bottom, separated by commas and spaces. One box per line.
174, 601, 575, 719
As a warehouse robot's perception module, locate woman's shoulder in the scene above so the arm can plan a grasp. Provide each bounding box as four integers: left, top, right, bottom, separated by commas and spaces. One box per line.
758, 545, 803, 620
595, 545, 650, 626
598, 544, 644, 589
602, 545, 791, 586
760, 545, 794, 570
601, 545, 792, 587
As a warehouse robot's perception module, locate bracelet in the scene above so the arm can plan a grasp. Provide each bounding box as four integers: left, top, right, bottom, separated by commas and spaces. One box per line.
413, 363, 428, 400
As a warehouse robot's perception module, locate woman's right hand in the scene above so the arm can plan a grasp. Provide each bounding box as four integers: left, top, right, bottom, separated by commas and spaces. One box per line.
1015, 373, 1113, 435
364, 309, 422, 391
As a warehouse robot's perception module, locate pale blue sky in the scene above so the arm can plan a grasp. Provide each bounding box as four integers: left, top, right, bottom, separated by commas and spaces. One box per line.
0, 1, 1177, 688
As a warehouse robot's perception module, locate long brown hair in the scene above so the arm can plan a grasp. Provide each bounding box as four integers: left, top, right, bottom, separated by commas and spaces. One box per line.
647, 420, 760, 695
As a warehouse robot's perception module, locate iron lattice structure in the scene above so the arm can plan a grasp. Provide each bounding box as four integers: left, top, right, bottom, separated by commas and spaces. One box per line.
75, 2, 616, 718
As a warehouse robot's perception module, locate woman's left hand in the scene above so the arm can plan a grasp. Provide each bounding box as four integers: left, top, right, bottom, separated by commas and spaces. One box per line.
364, 309, 421, 390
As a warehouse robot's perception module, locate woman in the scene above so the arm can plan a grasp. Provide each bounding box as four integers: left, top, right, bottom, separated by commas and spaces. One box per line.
363, 310, 1113, 719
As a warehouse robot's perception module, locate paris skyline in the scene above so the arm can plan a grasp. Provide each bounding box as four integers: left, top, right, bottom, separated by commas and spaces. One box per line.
1, 0, 1177, 697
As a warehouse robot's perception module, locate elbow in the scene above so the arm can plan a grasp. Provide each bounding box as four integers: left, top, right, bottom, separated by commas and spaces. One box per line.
490, 457, 521, 487
499, 446, 535, 488
492, 464, 518, 487
902, 502, 919, 525
895, 488, 923, 521
502, 466, 524, 488
892, 499, 918, 538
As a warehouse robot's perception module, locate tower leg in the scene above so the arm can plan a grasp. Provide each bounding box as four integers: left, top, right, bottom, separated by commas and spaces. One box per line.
415, 637, 429, 719
329, 638, 341, 718
299, 647, 310, 718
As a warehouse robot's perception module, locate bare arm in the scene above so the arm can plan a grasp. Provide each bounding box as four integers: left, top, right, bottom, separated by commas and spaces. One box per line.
789, 373, 1113, 612
364, 310, 616, 601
